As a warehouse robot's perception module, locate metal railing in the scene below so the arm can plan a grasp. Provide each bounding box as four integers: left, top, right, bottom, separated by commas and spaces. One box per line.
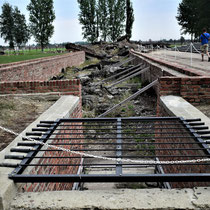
6, 117, 210, 184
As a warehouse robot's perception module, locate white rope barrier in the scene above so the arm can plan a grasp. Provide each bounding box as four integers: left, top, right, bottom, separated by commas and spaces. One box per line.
190, 43, 193, 66
192, 44, 201, 54
154, 42, 202, 66
185, 44, 191, 53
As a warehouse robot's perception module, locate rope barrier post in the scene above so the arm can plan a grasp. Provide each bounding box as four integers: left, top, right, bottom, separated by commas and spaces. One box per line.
164, 45, 166, 60
190, 42, 193, 66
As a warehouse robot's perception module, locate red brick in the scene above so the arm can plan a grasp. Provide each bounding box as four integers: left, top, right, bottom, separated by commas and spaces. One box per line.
0, 52, 85, 82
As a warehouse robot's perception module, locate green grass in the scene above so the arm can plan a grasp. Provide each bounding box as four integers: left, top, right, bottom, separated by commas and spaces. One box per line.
0, 48, 66, 64
0, 100, 16, 121
0, 101, 15, 110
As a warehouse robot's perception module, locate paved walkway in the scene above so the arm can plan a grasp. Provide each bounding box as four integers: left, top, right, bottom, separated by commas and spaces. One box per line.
150, 49, 210, 76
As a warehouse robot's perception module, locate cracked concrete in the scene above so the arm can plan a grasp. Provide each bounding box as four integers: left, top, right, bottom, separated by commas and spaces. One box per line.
192, 187, 210, 209
9, 188, 210, 210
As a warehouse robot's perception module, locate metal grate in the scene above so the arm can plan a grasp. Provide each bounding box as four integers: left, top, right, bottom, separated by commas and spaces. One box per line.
8, 117, 210, 184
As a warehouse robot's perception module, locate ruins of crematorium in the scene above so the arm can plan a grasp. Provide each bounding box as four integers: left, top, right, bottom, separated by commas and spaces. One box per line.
1, 41, 210, 209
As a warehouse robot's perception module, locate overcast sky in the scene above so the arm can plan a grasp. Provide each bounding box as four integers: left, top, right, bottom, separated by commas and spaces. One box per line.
0, 0, 187, 45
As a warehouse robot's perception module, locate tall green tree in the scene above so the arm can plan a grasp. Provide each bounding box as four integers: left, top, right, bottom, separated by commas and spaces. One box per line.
27, 0, 55, 51
0, 3, 15, 49
98, 0, 109, 42
78, 0, 131, 43
176, 0, 199, 40
78, 0, 98, 43
13, 7, 30, 48
125, 0, 134, 41
197, 0, 210, 33
0, 3, 29, 49
180, 36, 185, 45
107, 0, 126, 42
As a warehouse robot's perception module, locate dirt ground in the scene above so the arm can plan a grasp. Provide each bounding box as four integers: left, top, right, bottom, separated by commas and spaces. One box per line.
0, 95, 59, 151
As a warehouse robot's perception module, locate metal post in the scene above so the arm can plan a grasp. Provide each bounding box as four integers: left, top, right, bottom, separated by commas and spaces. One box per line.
116, 118, 122, 175
164, 45, 166, 60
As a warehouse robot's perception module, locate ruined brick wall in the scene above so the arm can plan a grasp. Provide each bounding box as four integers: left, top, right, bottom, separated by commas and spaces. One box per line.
130, 51, 206, 99
0, 79, 81, 97
131, 52, 210, 105
159, 77, 210, 105
0, 51, 85, 82
131, 55, 164, 84
130, 54, 177, 96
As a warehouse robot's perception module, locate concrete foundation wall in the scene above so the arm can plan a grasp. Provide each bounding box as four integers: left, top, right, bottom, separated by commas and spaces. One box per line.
0, 52, 85, 82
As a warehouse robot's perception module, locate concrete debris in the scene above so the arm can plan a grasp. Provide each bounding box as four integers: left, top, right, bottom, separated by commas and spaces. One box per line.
56, 41, 156, 118
82, 95, 98, 110
77, 75, 91, 85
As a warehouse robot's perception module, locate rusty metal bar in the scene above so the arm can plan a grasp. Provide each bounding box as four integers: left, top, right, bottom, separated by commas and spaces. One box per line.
98, 80, 158, 118
107, 66, 150, 88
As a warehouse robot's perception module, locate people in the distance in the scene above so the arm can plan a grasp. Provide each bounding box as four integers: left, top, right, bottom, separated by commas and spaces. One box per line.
200, 28, 210, 62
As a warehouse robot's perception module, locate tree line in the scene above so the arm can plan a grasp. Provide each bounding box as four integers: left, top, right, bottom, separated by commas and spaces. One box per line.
0, 0, 134, 50
78, 0, 134, 43
177, 0, 210, 40
0, 0, 55, 51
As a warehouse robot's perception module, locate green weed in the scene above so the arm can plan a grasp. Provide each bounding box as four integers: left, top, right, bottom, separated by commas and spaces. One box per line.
0, 101, 15, 110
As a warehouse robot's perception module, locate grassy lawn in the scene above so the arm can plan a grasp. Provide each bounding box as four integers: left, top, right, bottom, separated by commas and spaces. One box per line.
0, 48, 66, 64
